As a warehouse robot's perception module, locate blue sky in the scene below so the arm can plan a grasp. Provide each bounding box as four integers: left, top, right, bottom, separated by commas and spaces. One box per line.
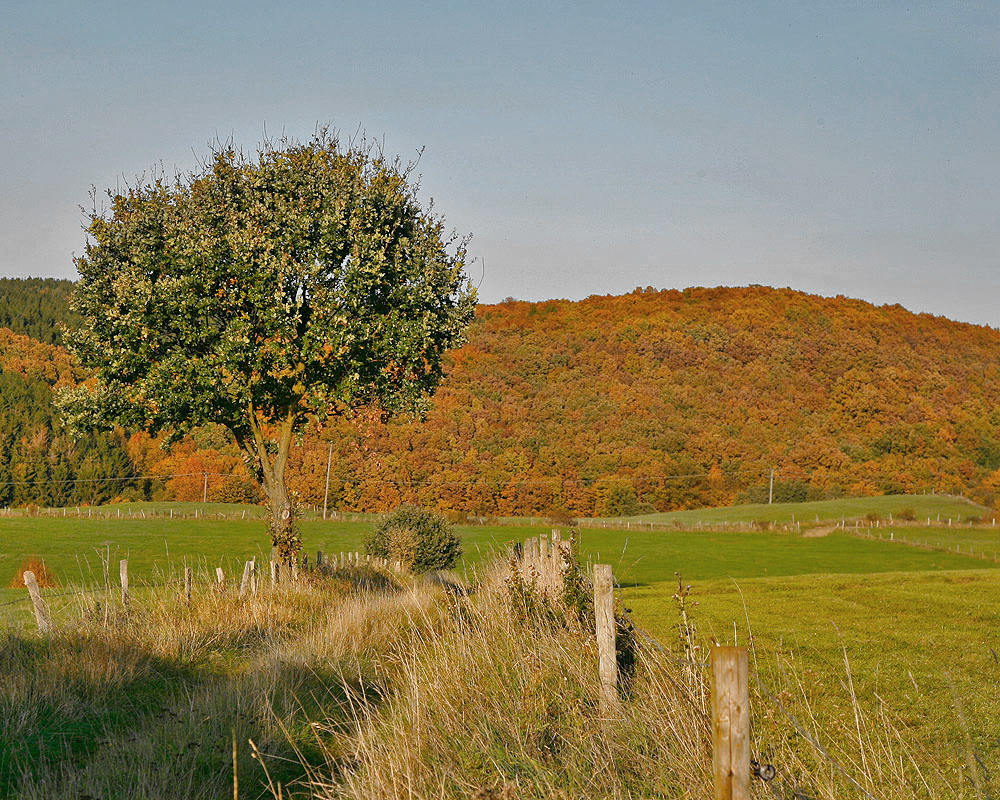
2, 1, 998, 326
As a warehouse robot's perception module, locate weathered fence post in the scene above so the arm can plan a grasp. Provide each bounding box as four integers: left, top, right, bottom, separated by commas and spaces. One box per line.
270, 560, 279, 587
527, 537, 540, 579
120, 559, 129, 607
550, 530, 564, 594
184, 567, 193, 604
593, 563, 617, 709
239, 560, 253, 596
316, 550, 324, 568
710, 645, 750, 800
23, 571, 51, 633
216, 567, 226, 590
538, 536, 550, 593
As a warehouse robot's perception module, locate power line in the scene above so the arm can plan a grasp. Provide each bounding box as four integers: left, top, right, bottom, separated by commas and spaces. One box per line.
0, 470, 232, 489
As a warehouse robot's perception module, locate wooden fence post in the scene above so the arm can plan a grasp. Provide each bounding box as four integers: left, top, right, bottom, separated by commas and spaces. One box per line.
593, 563, 617, 709
550, 530, 563, 594
538, 536, 550, 593
184, 567, 193, 604
239, 560, 253, 597
216, 567, 226, 590
120, 559, 129, 607
710, 646, 750, 800
316, 550, 324, 568
270, 560, 279, 586
23, 571, 51, 633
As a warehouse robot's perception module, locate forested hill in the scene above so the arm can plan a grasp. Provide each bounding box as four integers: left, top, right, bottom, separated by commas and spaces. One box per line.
1, 283, 1000, 513
312, 286, 1000, 514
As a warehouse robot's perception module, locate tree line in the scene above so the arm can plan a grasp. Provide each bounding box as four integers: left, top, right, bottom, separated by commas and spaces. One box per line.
2, 283, 999, 514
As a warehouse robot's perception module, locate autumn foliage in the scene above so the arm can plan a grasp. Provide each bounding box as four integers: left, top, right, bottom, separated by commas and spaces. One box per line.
290, 286, 1000, 514
2, 284, 1000, 515
9, 558, 58, 589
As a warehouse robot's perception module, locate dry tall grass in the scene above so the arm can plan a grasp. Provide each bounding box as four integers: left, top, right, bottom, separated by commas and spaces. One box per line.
0, 558, 978, 799
1, 565, 448, 799
309, 562, 962, 800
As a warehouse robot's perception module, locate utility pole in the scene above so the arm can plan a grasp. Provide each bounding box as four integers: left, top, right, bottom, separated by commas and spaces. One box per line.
768, 467, 775, 505
202, 472, 208, 504
322, 440, 334, 520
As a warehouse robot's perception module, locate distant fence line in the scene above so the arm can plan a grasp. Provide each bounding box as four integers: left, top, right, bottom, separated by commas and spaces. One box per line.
2, 549, 399, 620
0, 504, 998, 534
0, 505, 379, 524
848, 525, 1000, 563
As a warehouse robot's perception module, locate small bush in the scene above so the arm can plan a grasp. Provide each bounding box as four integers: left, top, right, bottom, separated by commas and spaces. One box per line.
897, 507, 916, 521
365, 506, 461, 573
9, 558, 58, 588
865, 511, 882, 522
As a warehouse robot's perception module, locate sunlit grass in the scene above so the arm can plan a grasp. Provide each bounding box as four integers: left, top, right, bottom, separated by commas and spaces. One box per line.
597, 493, 987, 525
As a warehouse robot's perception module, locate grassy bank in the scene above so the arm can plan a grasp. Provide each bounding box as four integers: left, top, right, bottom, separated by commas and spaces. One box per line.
0, 563, 447, 799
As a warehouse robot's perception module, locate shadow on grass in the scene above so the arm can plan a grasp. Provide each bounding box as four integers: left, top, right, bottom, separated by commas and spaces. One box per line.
0, 573, 404, 799
0, 632, 202, 795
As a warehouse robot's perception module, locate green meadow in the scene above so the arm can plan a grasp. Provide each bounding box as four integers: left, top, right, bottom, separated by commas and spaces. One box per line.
599, 493, 988, 525
871, 524, 1000, 557
624, 569, 1000, 786
1, 511, 995, 621
1, 515, 993, 594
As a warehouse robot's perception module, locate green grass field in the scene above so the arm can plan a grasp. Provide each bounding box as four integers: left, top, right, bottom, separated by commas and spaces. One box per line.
2, 516, 993, 593
596, 493, 987, 525
2, 514, 996, 626
867, 525, 1000, 557
624, 569, 1000, 787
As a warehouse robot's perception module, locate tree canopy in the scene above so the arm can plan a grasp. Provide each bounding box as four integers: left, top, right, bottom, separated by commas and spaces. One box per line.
59, 132, 476, 557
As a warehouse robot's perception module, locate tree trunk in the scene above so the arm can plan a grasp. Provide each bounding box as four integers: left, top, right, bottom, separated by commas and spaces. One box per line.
247, 411, 301, 564
264, 464, 299, 563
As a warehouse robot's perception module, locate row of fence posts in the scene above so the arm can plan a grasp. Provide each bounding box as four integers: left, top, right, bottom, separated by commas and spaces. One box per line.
22, 538, 753, 799
517, 530, 752, 800
19, 549, 404, 632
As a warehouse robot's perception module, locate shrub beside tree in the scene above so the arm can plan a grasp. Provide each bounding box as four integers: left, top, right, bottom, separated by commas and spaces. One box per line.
364, 506, 461, 573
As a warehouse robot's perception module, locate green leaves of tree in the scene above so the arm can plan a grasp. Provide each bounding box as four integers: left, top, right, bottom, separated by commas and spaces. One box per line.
60, 131, 476, 448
